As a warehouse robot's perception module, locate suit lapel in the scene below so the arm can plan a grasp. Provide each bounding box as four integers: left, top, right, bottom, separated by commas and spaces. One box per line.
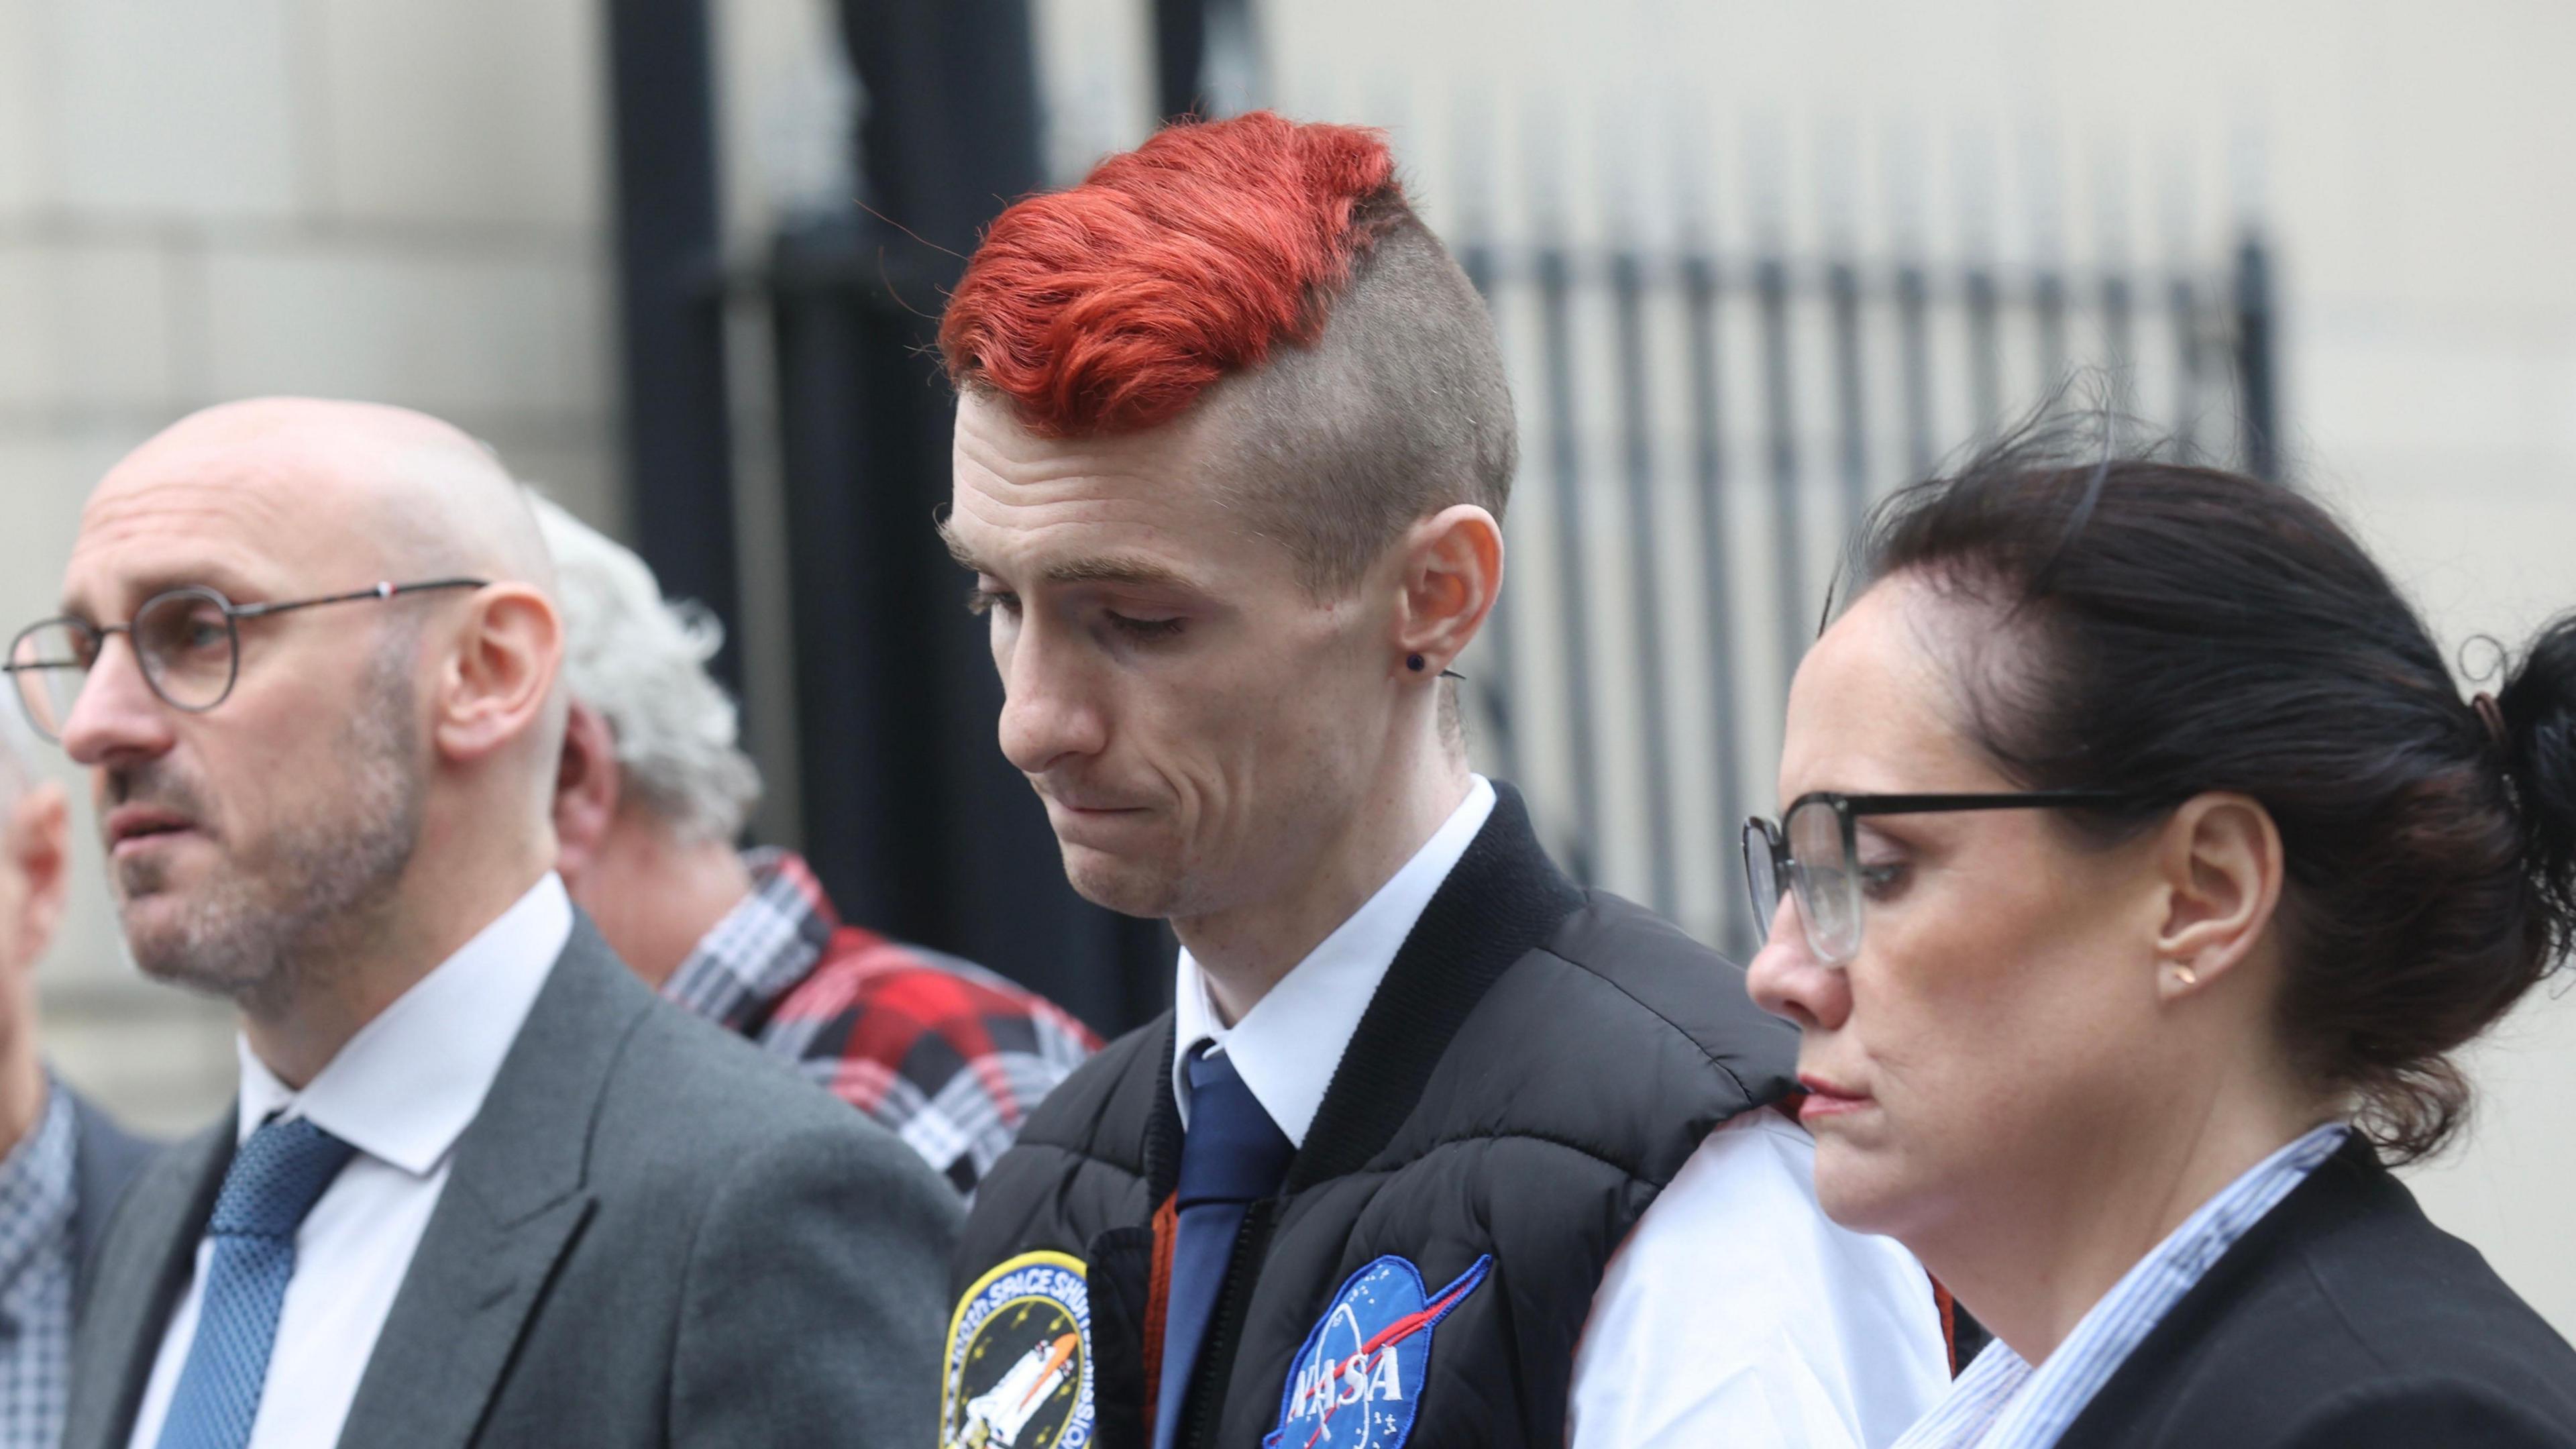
64, 1118, 232, 1449
335, 919, 645, 1449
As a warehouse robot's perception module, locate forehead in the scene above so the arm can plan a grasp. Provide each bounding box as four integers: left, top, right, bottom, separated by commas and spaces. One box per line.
64, 439, 374, 612
1778, 576, 2005, 800
947, 392, 1293, 584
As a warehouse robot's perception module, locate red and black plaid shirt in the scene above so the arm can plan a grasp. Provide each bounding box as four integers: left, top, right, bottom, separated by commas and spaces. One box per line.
661, 849, 1101, 1194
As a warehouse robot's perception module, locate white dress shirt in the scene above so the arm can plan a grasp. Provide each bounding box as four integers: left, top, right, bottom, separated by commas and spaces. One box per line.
126, 874, 573, 1449
1173, 777, 1949, 1448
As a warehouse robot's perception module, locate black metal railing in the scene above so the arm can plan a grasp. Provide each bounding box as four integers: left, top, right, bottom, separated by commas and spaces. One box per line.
1452, 235, 2277, 959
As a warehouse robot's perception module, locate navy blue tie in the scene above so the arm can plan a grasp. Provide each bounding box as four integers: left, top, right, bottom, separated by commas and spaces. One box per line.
155, 1116, 356, 1449
1154, 1044, 1293, 1449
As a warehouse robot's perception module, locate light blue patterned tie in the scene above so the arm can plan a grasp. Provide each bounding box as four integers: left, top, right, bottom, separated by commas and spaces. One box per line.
154, 1116, 356, 1449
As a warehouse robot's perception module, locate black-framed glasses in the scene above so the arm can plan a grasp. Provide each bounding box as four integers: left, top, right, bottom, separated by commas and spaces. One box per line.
1741, 790, 2140, 965
3, 578, 488, 743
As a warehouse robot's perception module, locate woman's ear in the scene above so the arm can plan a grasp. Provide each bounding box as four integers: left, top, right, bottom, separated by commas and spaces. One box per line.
1391, 504, 1505, 676
2152, 792, 2285, 999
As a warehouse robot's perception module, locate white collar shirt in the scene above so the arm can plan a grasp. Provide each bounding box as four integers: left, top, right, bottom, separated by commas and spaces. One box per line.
1171, 777, 1496, 1141
1171, 777, 1950, 1447
125, 873, 573, 1449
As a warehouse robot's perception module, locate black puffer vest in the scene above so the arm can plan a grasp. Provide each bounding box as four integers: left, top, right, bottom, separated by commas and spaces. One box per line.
947, 788, 1797, 1449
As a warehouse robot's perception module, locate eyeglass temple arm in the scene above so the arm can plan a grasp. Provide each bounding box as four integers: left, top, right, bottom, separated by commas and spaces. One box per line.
227, 578, 490, 621
1839, 790, 2137, 817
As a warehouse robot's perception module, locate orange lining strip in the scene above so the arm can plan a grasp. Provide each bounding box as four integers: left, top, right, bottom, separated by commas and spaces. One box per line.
1142, 1192, 1179, 1436
1933, 1277, 1963, 1377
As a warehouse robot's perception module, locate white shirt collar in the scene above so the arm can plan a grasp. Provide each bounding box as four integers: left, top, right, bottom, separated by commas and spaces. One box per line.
1171, 775, 1497, 1147
234, 873, 574, 1177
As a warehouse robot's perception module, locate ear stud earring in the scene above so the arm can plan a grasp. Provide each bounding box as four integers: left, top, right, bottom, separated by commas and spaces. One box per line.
1407, 654, 1426, 672
2173, 964, 2199, 987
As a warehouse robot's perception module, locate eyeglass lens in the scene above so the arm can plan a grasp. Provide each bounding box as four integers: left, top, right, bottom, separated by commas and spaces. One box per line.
1785, 798, 1862, 961
9, 623, 87, 738
9, 590, 239, 739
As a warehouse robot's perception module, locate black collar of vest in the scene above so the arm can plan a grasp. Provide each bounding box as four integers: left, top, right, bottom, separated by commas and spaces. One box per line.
1137, 783, 1589, 1200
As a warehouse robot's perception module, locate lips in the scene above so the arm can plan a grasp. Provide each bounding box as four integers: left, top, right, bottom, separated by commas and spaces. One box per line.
104, 805, 199, 853
1796, 1073, 1874, 1123
1033, 782, 1151, 815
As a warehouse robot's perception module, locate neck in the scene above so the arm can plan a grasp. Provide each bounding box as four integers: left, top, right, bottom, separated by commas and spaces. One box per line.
577, 820, 755, 988
1915, 1057, 2327, 1365
1177, 745, 1472, 1026
240, 830, 553, 1089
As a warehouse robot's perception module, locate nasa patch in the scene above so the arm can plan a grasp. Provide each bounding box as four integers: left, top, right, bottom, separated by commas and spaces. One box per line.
941, 1251, 1094, 1449
1264, 1254, 1493, 1449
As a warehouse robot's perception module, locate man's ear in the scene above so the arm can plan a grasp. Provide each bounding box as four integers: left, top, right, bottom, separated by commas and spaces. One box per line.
2152, 792, 2285, 1000
553, 700, 622, 885
433, 584, 564, 767
5, 782, 69, 968
1391, 504, 1505, 676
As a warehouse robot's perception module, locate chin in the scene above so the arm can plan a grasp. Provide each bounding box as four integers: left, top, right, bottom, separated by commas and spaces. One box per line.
1808, 1134, 1923, 1237
1057, 843, 1185, 920
118, 902, 215, 988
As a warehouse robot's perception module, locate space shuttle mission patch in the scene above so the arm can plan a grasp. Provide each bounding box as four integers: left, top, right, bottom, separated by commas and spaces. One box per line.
1265, 1254, 1493, 1449
941, 1251, 1093, 1449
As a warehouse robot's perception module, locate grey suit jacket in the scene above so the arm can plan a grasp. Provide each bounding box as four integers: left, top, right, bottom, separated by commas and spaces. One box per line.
63, 917, 963, 1448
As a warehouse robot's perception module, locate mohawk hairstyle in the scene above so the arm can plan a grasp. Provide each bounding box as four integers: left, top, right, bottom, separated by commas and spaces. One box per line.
943, 111, 1515, 601
941, 111, 1401, 437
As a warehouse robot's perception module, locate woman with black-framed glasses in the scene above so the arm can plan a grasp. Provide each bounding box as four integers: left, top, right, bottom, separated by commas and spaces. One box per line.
1745, 418, 2576, 1448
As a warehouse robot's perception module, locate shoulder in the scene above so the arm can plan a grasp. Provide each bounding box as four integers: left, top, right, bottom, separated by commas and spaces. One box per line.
1482, 888, 1799, 1109
2073, 1147, 2576, 1446
1589, 1110, 1943, 1342
955, 1017, 1168, 1281
599, 979, 947, 1194
1575, 1113, 1951, 1449
1002, 1013, 1168, 1167
65, 1087, 156, 1202
2268, 1379, 2576, 1448
765, 929, 1102, 1063
2239, 1151, 2574, 1393
2274, 1161, 2576, 1413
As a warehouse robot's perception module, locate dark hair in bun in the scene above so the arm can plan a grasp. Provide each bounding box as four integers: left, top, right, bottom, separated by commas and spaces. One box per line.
1847, 415, 2576, 1162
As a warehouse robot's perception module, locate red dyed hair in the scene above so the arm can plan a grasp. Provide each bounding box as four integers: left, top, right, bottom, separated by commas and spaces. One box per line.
939, 111, 1400, 437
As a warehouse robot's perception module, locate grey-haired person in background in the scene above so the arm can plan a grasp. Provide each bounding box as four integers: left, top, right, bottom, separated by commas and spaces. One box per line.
529, 494, 1097, 1196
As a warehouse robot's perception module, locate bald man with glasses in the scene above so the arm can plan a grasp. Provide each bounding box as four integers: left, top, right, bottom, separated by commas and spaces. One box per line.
10, 398, 957, 1449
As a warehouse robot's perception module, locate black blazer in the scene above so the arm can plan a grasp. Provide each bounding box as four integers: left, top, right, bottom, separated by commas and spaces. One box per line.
2059, 1138, 2576, 1448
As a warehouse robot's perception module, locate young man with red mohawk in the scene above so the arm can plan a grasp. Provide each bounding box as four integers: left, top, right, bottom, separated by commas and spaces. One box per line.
936, 113, 1948, 1449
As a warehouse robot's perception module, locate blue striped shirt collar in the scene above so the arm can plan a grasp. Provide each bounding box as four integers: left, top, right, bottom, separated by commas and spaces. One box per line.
1896, 1122, 2351, 1449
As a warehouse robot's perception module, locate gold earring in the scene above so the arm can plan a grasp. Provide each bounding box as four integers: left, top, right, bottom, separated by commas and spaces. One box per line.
2173, 964, 2199, 987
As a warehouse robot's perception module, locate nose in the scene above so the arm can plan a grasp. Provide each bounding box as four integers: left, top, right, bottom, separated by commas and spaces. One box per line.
55, 634, 176, 771
994, 618, 1109, 777
1744, 892, 1851, 1032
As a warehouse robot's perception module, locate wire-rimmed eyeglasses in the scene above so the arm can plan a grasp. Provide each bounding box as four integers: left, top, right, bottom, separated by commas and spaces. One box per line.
1741, 790, 2139, 965
3, 578, 488, 743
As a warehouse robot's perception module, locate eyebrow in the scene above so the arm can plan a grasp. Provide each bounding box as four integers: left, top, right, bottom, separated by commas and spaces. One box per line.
937, 519, 984, 574
62, 564, 269, 621
937, 521, 1201, 594
1038, 555, 1200, 591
